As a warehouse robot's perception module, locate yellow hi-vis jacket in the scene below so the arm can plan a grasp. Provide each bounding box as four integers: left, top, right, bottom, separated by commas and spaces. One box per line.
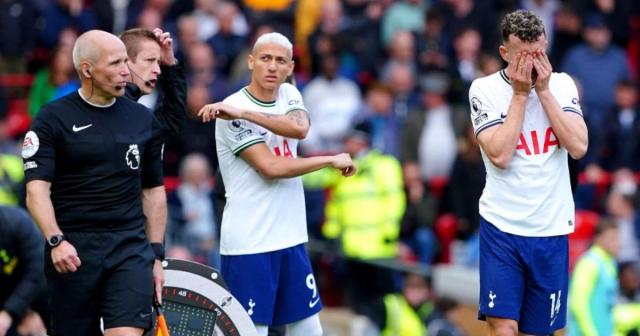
614, 302, 640, 336
303, 150, 405, 259
382, 293, 428, 336
0, 154, 24, 206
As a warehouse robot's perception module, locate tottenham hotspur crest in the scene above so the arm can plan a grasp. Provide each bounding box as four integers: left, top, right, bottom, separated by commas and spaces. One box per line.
126, 144, 140, 170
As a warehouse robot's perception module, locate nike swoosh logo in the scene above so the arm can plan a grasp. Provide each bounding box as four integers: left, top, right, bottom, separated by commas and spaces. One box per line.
72, 124, 93, 132
259, 131, 268, 136
500, 112, 507, 119
309, 297, 320, 308
139, 312, 153, 318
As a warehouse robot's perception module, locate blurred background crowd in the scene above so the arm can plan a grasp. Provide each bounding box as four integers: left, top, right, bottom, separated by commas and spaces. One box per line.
2, 0, 640, 335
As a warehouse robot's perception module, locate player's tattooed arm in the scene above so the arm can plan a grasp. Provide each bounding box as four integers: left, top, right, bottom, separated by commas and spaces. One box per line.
199, 102, 310, 139
285, 109, 309, 128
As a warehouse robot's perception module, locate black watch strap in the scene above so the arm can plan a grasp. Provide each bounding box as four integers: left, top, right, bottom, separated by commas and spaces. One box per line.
150, 243, 165, 261
47, 234, 65, 248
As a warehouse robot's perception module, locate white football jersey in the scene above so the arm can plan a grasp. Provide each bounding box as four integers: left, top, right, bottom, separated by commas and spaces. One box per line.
469, 70, 582, 236
216, 83, 309, 255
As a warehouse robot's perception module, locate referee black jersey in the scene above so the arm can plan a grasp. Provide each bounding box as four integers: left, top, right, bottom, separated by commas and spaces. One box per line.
23, 92, 164, 231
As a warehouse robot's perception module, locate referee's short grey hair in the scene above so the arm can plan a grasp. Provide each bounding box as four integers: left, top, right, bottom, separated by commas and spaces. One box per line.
501, 10, 546, 43
252, 32, 293, 59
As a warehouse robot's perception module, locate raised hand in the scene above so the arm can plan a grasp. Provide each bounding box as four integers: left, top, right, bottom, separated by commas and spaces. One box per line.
153, 28, 176, 65
532, 49, 552, 93
198, 102, 245, 123
508, 51, 534, 96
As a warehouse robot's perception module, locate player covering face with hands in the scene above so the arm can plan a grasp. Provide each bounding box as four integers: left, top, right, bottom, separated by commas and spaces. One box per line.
470, 10, 587, 336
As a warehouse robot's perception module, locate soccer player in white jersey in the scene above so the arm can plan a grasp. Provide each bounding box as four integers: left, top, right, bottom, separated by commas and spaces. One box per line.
197, 32, 356, 336
469, 10, 588, 335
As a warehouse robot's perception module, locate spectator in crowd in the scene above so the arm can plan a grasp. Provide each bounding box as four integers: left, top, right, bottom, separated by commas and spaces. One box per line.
597, 80, 640, 172
605, 171, 639, 264
381, 30, 417, 82
0, 206, 48, 336
402, 72, 467, 186
548, 4, 583, 66
426, 297, 466, 336
301, 53, 360, 155
38, 0, 96, 49
192, 0, 249, 42
354, 83, 403, 158
416, 7, 451, 73
28, 44, 78, 118
208, 2, 248, 76
568, 218, 620, 336
307, 0, 351, 76
136, 6, 163, 31
434, 0, 499, 53
168, 153, 219, 268
618, 262, 640, 303
450, 27, 483, 96
304, 121, 405, 314
0, 0, 38, 75
368, 272, 434, 336
93, 0, 144, 35
381, 0, 425, 47
175, 15, 200, 63
447, 123, 485, 241
562, 13, 630, 138
614, 261, 640, 335
384, 62, 420, 121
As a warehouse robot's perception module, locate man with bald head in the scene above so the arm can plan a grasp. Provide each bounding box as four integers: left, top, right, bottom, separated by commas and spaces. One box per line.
23, 30, 166, 336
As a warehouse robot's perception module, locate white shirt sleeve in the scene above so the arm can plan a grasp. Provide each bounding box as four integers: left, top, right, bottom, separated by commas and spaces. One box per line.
469, 79, 502, 136
552, 72, 583, 116
217, 96, 265, 155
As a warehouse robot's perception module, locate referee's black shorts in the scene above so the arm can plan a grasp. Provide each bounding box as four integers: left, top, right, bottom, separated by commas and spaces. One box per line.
44, 227, 155, 336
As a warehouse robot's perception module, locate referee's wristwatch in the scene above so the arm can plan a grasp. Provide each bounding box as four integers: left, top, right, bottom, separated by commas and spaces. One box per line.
47, 234, 66, 248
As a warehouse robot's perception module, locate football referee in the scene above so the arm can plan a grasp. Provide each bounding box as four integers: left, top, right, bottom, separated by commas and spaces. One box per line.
23, 30, 166, 336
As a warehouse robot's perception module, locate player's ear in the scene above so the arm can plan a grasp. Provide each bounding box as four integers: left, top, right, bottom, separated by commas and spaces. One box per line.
287, 60, 294, 77
247, 54, 254, 71
498, 45, 509, 63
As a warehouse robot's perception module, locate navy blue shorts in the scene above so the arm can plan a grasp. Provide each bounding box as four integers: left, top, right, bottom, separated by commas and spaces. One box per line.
221, 244, 322, 325
44, 228, 155, 336
478, 217, 568, 334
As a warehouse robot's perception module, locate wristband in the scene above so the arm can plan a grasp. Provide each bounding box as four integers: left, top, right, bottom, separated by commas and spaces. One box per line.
150, 243, 165, 261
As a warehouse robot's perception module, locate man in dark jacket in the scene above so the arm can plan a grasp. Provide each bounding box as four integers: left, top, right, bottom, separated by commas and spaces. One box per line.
120, 27, 186, 136
0, 206, 47, 336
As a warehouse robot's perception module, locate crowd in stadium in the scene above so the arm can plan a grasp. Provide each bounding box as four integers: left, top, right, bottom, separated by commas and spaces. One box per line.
2, 0, 640, 335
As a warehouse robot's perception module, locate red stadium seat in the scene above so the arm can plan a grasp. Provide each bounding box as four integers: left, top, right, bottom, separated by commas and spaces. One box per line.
434, 213, 457, 263
163, 176, 180, 194
568, 210, 599, 272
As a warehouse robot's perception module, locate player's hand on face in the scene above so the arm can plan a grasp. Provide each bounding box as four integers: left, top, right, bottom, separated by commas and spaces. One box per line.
331, 153, 357, 177
198, 102, 244, 123
153, 28, 176, 65
152, 260, 164, 304
532, 49, 552, 93
509, 51, 533, 96
51, 240, 81, 273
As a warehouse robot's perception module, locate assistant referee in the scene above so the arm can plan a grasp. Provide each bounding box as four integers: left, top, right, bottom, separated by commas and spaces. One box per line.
23, 30, 166, 336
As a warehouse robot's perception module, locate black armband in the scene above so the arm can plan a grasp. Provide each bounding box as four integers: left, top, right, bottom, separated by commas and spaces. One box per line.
150, 243, 165, 261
